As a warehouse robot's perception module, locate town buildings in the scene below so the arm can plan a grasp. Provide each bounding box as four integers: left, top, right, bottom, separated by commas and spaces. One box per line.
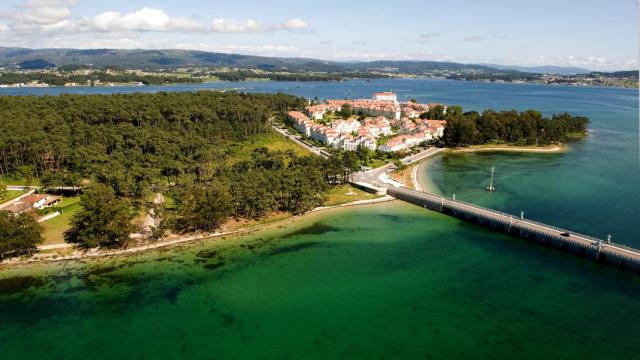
288, 92, 447, 153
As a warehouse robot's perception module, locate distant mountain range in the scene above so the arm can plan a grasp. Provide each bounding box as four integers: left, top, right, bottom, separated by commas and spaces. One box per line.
0, 47, 632, 77
0, 47, 525, 74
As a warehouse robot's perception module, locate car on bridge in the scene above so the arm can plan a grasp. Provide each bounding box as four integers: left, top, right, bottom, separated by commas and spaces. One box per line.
560, 232, 571, 237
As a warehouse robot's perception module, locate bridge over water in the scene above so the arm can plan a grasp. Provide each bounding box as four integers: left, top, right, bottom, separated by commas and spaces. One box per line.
386, 187, 640, 274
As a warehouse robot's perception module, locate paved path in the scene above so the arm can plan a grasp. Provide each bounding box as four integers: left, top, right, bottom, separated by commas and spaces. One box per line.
38, 243, 73, 250
0, 189, 35, 210
353, 147, 445, 187
7, 185, 83, 191
271, 125, 329, 159
401, 147, 446, 165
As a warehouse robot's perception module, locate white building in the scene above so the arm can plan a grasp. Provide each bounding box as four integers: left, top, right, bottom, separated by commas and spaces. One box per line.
374, 92, 398, 103
333, 119, 361, 133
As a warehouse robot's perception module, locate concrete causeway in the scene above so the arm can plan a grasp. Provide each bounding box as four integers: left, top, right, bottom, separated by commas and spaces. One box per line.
387, 186, 640, 274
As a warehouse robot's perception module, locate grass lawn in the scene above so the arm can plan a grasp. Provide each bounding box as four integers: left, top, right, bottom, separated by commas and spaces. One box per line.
368, 158, 388, 169
0, 177, 40, 186
0, 190, 24, 203
227, 130, 310, 162
324, 184, 381, 207
40, 196, 81, 245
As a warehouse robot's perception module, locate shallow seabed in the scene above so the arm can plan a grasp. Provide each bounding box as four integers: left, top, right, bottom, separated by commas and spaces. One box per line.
1, 201, 640, 359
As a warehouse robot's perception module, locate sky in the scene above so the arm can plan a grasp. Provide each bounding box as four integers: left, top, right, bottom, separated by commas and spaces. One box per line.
0, 0, 637, 71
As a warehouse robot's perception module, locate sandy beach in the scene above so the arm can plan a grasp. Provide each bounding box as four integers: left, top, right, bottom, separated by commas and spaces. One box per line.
450, 144, 567, 154
414, 157, 444, 195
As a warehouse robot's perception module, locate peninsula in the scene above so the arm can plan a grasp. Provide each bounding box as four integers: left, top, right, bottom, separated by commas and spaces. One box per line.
0, 89, 588, 264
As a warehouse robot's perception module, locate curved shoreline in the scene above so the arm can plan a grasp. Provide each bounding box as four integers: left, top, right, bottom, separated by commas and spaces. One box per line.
415, 156, 444, 196
1, 196, 395, 267
450, 144, 567, 154
412, 144, 569, 197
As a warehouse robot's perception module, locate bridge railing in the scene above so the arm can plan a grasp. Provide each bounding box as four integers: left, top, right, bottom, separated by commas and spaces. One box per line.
392, 187, 638, 254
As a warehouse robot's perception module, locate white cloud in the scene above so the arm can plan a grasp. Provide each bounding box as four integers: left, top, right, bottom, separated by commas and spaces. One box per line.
210, 18, 264, 33
209, 17, 309, 33
0, 1, 632, 72
90, 7, 205, 32
174, 43, 300, 56
0, 1, 309, 38
279, 18, 309, 31
16, 0, 75, 25
0, 0, 76, 35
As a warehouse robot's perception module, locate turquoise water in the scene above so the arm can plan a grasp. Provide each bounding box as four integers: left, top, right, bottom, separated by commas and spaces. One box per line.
2, 202, 640, 359
1, 79, 639, 359
420, 81, 639, 247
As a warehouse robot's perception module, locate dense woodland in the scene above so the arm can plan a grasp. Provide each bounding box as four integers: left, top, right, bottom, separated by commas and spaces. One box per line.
0, 91, 363, 252
0, 91, 302, 181
432, 106, 589, 147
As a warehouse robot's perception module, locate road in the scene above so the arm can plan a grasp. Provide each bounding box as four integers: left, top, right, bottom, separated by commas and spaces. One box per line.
0, 189, 35, 210
352, 147, 445, 187
271, 125, 329, 159
401, 147, 446, 165
7, 185, 84, 191
394, 187, 640, 262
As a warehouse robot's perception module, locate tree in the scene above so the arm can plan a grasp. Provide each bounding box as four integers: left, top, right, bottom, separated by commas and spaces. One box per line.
40, 171, 65, 192
149, 203, 169, 240
339, 104, 353, 119
424, 105, 446, 120
180, 184, 233, 232
0, 211, 43, 258
64, 184, 134, 248
393, 160, 407, 171
445, 105, 463, 118
443, 115, 476, 147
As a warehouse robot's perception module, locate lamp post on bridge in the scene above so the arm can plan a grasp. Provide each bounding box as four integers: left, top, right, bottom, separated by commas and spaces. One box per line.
453, 193, 456, 202
520, 210, 524, 220
607, 234, 612, 244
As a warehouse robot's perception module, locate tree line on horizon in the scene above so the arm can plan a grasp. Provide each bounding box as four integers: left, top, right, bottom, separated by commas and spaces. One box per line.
0, 71, 204, 86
